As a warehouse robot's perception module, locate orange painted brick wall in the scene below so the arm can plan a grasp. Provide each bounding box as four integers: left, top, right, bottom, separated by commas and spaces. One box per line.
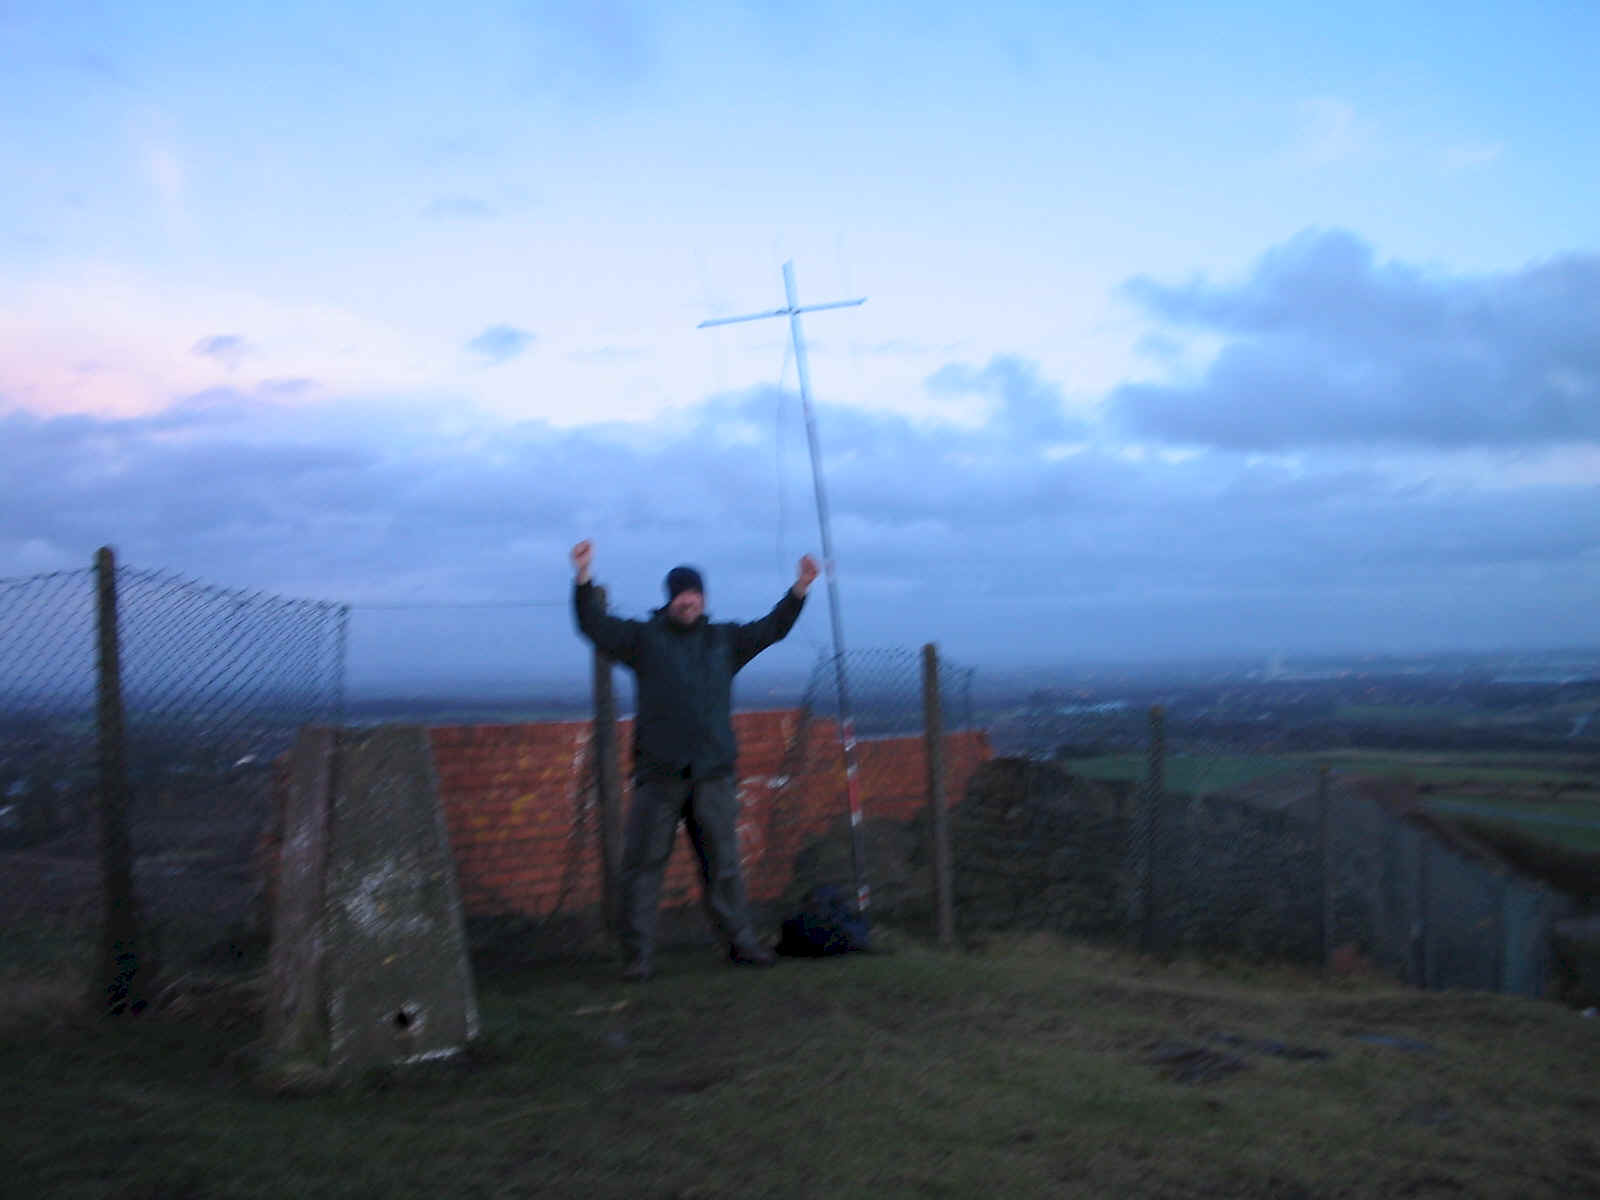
425, 709, 990, 919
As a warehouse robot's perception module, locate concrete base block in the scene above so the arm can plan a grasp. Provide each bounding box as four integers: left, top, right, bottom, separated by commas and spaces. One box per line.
265, 726, 479, 1079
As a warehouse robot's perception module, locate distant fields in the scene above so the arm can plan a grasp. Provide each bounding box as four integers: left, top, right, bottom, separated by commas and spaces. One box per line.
1059, 748, 1600, 852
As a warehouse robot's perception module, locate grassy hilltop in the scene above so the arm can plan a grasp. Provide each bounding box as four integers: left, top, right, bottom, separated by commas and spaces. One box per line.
3, 935, 1597, 1199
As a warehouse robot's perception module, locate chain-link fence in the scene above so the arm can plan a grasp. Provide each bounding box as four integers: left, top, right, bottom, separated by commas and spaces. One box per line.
0, 556, 347, 982
751, 646, 983, 937
958, 701, 1575, 996
0, 568, 100, 968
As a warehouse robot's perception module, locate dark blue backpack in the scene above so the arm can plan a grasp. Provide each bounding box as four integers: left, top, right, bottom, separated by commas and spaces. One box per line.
776, 884, 871, 957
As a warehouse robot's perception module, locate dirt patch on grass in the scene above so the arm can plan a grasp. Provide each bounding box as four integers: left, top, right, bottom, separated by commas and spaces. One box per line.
1144, 1039, 1251, 1084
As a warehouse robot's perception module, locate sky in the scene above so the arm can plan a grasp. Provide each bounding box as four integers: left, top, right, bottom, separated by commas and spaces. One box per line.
3, 1, 1598, 696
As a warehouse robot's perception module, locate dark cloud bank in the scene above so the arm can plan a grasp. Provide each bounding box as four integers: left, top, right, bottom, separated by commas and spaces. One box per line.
4, 231, 1596, 692
1111, 229, 1600, 450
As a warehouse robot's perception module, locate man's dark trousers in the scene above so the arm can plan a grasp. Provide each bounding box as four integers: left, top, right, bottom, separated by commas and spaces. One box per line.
620, 773, 756, 966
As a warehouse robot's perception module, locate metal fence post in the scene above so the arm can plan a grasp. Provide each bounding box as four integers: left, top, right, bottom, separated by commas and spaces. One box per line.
92, 546, 148, 1014
332, 604, 350, 725
922, 643, 953, 947
1139, 705, 1165, 955
590, 586, 623, 940
1493, 871, 1508, 994
1317, 766, 1332, 967
1377, 807, 1397, 980
1415, 835, 1433, 989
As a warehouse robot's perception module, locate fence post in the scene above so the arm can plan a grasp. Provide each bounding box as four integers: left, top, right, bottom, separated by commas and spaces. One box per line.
1138, 705, 1165, 955
1493, 871, 1508, 994
91, 546, 147, 1014
332, 604, 351, 725
590, 586, 623, 940
922, 643, 953, 947
1414, 835, 1432, 989
1377, 808, 1397, 980
1316, 766, 1332, 968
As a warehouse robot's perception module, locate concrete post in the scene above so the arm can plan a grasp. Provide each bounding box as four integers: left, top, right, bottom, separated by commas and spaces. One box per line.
266, 726, 479, 1081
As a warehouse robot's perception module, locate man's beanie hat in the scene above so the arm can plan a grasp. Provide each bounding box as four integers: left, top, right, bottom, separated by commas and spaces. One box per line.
665, 565, 704, 601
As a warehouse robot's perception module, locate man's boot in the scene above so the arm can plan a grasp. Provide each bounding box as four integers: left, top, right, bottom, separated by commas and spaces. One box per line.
728, 937, 776, 968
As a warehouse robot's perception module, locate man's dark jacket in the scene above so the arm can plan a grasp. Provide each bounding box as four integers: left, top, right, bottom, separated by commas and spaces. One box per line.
574, 581, 804, 781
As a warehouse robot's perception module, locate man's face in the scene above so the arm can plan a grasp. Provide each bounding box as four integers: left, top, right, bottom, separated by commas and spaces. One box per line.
667, 588, 704, 626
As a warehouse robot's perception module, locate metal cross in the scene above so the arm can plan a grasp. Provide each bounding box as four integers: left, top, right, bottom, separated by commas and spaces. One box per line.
698, 261, 873, 914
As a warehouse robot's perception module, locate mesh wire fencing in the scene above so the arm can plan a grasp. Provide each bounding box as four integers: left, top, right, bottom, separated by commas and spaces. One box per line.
956, 698, 1572, 995
1134, 707, 1328, 962
757, 647, 981, 932
115, 567, 347, 970
0, 561, 347, 975
0, 569, 101, 962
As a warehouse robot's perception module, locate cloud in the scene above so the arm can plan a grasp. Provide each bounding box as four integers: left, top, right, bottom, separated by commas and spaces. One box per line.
1286, 97, 1367, 168
465, 325, 534, 364
849, 338, 966, 359
925, 355, 1088, 443
258, 377, 316, 397
1110, 230, 1600, 450
191, 334, 250, 370
76, 53, 138, 90
518, 0, 656, 102
147, 144, 184, 207
422, 194, 496, 221
1, 267, 460, 419
567, 344, 650, 365
6, 233, 1596, 687
7, 376, 1593, 685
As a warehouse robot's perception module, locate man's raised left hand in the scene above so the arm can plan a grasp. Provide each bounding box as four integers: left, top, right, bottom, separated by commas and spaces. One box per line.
793, 554, 821, 597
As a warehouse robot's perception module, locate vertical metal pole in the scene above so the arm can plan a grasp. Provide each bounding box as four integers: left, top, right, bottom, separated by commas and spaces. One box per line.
1415, 835, 1433, 989
1378, 806, 1396, 979
1492, 871, 1508, 994
784, 261, 870, 915
92, 546, 145, 1014
591, 586, 623, 939
1139, 705, 1165, 955
333, 604, 350, 726
1317, 766, 1332, 968
922, 643, 953, 946
697, 263, 869, 913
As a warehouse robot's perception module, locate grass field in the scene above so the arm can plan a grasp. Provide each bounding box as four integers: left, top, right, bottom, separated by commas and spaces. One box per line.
1068, 753, 1302, 796
1427, 799, 1600, 853
3, 936, 1597, 1199
1063, 749, 1600, 851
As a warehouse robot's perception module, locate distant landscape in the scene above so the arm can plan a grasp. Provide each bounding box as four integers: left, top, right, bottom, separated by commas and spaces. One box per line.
320, 646, 1600, 868
979, 648, 1600, 866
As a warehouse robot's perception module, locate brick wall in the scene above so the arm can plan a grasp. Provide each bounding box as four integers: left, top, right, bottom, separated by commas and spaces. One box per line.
410, 709, 989, 920
262, 710, 989, 928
